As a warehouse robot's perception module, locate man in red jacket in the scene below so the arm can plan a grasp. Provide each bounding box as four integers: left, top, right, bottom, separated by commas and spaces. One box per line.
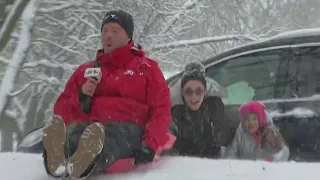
42, 10, 171, 179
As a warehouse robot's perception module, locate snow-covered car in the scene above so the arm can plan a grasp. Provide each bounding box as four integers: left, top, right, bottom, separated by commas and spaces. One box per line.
19, 29, 320, 162
167, 28, 320, 162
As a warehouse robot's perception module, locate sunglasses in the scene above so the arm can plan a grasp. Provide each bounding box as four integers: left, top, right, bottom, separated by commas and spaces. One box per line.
183, 87, 205, 96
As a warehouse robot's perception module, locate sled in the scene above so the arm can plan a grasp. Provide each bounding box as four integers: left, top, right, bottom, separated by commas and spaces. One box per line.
18, 127, 176, 173
105, 133, 176, 173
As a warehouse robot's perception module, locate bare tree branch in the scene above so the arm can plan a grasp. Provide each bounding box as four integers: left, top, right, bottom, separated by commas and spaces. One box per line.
9, 80, 42, 97
33, 38, 89, 60
159, 0, 200, 35
38, 2, 72, 13
150, 34, 258, 50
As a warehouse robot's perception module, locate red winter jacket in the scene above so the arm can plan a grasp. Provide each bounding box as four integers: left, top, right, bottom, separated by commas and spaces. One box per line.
53, 42, 172, 151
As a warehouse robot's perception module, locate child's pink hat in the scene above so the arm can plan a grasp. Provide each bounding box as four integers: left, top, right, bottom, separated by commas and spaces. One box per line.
240, 101, 267, 127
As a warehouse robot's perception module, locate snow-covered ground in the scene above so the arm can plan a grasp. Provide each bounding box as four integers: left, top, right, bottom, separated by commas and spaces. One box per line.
1, 153, 320, 180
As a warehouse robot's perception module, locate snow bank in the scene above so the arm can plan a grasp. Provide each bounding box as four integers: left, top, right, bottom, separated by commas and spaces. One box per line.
0, 153, 319, 180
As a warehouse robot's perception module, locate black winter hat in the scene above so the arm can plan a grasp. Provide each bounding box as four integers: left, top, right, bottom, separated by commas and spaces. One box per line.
101, 10, 134, 39
181, 62, 207, 89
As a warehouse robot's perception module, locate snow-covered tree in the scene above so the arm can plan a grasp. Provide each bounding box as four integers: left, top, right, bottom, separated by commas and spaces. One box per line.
0, 0, 39, 151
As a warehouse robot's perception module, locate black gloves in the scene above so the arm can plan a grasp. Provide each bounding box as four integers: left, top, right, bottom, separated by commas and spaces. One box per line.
133, 146, 155, 165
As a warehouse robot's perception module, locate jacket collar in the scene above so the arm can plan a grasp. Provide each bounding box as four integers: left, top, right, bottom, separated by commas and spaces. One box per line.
95, 41, 145, 68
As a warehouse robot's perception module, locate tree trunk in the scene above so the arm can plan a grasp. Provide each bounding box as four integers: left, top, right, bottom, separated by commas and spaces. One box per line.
0, 0, 39, 120
0, 0, 32, 52
0, 98, 21, 152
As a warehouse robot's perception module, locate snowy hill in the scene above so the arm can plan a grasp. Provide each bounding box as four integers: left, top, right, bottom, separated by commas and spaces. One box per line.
0, 153, 319, 180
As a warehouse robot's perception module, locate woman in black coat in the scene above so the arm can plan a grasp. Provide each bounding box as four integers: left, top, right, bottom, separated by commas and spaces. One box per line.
169, 62, 235, 158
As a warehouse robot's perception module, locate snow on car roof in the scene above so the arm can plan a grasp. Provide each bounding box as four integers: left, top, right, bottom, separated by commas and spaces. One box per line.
269, 28, 320, 40
228, 28, 320, 51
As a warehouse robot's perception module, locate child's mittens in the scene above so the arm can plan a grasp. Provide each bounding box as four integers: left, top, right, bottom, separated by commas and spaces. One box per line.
261, 125, 285, 151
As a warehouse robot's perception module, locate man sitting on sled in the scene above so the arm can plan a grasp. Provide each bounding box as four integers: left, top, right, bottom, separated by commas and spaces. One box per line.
42, 9, 172, 179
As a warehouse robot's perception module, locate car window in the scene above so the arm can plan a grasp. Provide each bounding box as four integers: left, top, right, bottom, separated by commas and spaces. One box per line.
206, 50, 287, 105
286, 46, 320, 98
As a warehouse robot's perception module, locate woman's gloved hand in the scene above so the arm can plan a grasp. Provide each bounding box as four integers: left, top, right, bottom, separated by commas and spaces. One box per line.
133, 146, 155, 165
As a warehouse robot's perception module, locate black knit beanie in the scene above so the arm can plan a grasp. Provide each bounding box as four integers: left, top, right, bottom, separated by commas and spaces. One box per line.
101, 10, 134, 39
181, 62, 207, 89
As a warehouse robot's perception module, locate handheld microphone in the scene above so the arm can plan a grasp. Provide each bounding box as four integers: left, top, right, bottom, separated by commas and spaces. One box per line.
84, 68, 101, 79
81, 63, 101, 113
